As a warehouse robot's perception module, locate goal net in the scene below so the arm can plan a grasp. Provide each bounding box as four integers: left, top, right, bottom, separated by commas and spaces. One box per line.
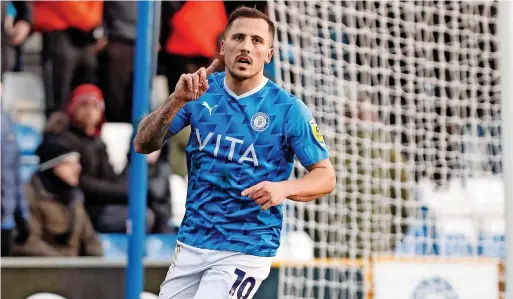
268, 1, 502, 298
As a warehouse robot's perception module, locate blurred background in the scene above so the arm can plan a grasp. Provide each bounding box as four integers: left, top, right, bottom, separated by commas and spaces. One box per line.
0, 1, 505, 299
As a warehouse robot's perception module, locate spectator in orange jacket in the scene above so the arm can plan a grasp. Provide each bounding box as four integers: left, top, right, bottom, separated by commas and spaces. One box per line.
32, 1, 104, 118
159, 1, 228, 95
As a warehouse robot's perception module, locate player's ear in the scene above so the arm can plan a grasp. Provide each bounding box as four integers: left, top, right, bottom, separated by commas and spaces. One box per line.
220, 40, 225, 55
265, 47, 274, 64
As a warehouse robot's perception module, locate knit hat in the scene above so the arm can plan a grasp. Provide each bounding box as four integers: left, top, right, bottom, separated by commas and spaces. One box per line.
36, 137, 80, 171
66, 84, 106, 137
66, 84, 105, 116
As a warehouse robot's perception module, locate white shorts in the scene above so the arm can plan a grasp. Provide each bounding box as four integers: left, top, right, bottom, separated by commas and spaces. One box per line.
159, 241, 273, 299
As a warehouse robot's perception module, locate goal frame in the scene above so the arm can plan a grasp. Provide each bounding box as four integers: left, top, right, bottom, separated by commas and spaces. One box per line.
498, 2, 513, 299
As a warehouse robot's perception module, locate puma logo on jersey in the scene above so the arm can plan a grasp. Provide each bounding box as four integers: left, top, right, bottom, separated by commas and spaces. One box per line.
195, 129, 259, 166
202, 102, 218, 116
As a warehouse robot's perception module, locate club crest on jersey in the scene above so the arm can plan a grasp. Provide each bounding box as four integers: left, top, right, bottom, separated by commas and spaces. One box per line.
309, 118, 325, 144
251, 112, 269, 132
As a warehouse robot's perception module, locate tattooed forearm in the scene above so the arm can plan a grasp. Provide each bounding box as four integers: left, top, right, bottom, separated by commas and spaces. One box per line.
134, 95, 186, 154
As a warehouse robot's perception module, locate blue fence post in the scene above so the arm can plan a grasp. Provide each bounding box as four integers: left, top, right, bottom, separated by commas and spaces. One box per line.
125, 1, 155, 298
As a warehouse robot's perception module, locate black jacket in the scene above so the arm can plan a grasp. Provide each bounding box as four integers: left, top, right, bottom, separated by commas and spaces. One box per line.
44, 113, 129, 207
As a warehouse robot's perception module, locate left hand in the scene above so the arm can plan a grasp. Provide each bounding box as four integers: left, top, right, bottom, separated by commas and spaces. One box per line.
9, 20, 31, 46
241, 181, 287, 210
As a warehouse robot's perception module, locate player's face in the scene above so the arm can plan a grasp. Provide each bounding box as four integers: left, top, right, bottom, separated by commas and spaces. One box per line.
221, 18, 274, 81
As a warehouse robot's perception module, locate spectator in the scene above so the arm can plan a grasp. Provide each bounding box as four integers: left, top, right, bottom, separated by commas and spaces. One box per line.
45, 84, 155, 233
98, 1, 137, 123
159, 1, 227, 95
1, 1, 32, 77
32, 1, 104, 117
1, 109, 30, 256
12, 137, 102, 257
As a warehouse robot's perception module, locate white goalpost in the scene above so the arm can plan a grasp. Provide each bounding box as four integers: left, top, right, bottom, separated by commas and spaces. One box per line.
498, 2, 513, 299
268, 1, 505, 298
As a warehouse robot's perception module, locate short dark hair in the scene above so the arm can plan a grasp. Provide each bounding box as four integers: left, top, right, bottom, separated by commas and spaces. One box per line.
224, 6, 276, 43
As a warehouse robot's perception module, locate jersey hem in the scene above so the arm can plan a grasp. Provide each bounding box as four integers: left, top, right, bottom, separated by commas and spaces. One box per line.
177, 236, 278, 258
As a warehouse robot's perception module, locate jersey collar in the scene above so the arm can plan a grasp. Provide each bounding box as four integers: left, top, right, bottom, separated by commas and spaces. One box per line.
223, 75, 269, 100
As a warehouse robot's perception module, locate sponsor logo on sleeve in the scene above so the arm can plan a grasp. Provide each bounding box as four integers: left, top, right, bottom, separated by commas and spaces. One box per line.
309, 118, 325, 144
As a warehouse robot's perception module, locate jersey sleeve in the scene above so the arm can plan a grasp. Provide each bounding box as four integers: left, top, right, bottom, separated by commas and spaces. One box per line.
168, 104, 190, 135
286, 99, 329, 167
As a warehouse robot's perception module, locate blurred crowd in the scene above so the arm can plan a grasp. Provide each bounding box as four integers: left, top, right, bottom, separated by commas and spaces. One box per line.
0, 0, 267, 258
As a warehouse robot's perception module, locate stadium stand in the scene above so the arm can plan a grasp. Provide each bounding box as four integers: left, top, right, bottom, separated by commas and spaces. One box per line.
100, 122, 133, 174
2, 71, 45, 131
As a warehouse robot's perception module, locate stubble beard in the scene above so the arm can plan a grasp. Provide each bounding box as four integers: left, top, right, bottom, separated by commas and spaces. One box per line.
226, 62, 263, 82
227, 68, 254, 81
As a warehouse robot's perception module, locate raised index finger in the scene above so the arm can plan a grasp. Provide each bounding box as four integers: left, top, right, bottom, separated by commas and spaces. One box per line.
205, 59, 220, 75
197, 67, 207, 85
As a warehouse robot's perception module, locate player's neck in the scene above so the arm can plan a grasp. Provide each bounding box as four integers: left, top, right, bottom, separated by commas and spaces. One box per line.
225, 72, 264, 96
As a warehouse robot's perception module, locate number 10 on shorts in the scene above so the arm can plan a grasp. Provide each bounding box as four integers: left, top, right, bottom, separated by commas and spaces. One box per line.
229, 268, 256, 299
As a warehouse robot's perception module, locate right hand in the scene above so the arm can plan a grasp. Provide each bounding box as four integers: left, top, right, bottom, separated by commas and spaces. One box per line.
173, 59, 220, 102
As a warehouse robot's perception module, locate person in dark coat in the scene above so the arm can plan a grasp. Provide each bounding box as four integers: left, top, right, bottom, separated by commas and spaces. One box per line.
12, 137, 103, 257
45, 84, 155, 233
1, 109, 30, 256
